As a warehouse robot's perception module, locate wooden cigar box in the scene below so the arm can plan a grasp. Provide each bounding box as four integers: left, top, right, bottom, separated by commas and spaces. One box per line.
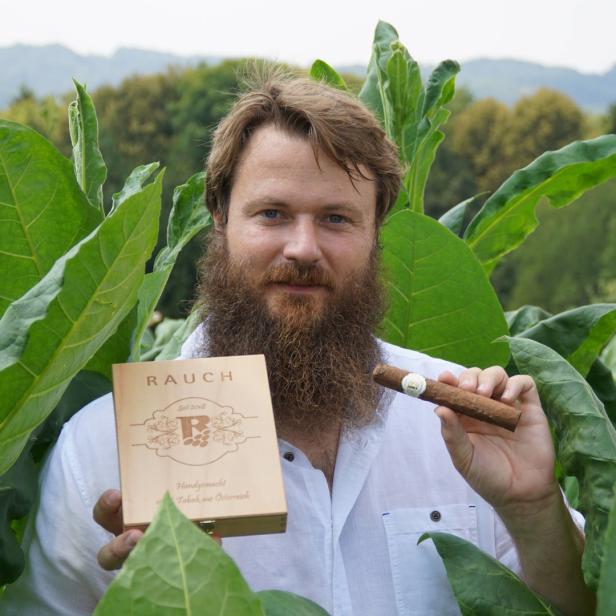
112, 355, 287, 537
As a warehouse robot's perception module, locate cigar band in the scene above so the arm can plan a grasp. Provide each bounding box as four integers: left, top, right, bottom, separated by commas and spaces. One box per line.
401, 372, 427, 397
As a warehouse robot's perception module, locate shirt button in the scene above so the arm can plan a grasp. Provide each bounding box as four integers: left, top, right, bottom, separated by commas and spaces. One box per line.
430, 510, 441, 522
283, 451, 295, 462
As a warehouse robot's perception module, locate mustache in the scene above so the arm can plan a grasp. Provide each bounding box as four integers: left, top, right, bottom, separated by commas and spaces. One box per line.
259, 262, 335, 288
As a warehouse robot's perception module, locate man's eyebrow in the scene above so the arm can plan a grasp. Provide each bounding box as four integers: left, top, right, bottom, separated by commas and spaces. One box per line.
242, 198, 361, 212
242, 197, 288, 209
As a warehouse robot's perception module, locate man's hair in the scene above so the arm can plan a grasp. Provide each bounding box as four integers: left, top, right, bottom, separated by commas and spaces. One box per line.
205, 71, 402, 226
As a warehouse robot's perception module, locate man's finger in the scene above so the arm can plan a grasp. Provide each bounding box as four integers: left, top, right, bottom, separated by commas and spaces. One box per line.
93, 489, 123, 536
434, 406, 475, 476
97, 530, 143, 571
501, 375, 538, 405
476, 366, 508, 398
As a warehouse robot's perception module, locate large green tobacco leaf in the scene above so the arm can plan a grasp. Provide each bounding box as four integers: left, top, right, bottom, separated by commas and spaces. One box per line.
603, 335, 616, 379
309, 60, 348, 91
0, 448, 37, 584
0, 370, 110, 584
110, 162, 160, 213
258, 590, 329, 615
359, 20, 399, 123
597, 489, 616, 616
465, 135, 616, 272
140, 312, 201, 362
508, 337, 616, 589
131, 171, 210, 359
380, 210, 509, 368
359, 21, 458, 215
505, 306, 551, 336
84, 305, 137, 380
587, 359, 616, 426
0, 175, 162, 475
95, 494, 327, 615
419, 532, 562, 615
515, 304, 616, 377
438, 193, 487, 238
401, 61, 458, 214
0, 120, 101, 317
94, 493, 264, 615
87, 164, 162, 376
68, 81, 107, 213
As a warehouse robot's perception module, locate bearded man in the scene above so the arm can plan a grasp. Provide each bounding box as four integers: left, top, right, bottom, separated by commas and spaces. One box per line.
2, 75, 593, 615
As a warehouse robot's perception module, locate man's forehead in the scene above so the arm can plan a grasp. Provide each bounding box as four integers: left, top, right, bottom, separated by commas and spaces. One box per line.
237, 124, 375, 181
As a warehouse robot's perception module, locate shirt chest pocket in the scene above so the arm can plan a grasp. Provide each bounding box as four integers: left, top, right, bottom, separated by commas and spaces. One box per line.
382, 504, 478, 616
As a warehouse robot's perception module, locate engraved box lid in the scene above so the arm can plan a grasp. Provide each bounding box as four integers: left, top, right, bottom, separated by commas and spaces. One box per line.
112, 355, 287, 536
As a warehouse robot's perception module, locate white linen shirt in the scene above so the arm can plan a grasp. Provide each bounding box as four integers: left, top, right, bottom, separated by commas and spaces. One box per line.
2, 336, 526, 616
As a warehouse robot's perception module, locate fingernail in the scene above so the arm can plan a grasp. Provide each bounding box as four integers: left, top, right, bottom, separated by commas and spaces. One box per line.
105, 492, 120, 507
125, 533, 138, 548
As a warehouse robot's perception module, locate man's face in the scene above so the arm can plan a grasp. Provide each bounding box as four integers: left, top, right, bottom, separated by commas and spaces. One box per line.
220, 124, 378, 323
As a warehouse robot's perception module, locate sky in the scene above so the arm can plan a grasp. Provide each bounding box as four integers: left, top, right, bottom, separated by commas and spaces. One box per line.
1, 0, 614, 74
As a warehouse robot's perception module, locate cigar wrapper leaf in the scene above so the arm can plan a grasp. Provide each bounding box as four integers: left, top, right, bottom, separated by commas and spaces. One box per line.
372, 363, 521, 432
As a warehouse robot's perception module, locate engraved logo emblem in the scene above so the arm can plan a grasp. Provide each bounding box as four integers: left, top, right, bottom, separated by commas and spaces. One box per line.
131, 397, 258, 466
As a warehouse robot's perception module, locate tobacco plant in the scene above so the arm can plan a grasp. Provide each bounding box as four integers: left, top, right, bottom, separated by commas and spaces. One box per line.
1, 20, 616, 615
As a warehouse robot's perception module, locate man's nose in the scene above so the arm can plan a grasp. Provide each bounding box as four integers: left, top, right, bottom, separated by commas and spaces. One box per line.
282, 219, 323, 264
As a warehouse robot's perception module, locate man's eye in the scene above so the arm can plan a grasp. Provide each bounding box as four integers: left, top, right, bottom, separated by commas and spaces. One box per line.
261, 209, 280, 220
327, 214, 347, 224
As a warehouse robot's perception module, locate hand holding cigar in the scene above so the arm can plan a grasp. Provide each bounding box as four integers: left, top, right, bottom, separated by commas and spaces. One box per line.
372, 363, 521, 431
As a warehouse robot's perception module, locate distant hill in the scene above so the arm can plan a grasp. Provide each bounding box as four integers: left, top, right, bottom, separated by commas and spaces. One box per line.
0, 44, 220, 109
1, 44, 614, 113
339, 59, 616, 114
457, 59, 616, 112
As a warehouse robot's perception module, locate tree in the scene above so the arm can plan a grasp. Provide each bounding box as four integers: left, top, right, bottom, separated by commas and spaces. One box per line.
504, 88, 585, 171
449, 98, 512, 192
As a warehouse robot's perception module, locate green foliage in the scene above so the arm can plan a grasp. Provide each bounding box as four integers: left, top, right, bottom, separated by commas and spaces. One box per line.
508, 337, 616, 589
94, 494, 327, 615
512, 304, 616, 378
0, 119, 101, 316
505, 89, 584, 172
309, 60, 348, 90
0, 81, 204, 585
380, 210, 508, 367
130, 171, 210, 360
498, 180, 616, 312
598, 489, 616, 615
1, 19, 615, 615
94, 494, 263, 615
68, 81, 107, 213
360, 21, 459, 214
465, 135, 616, 273
0, 173, 162, 475
419, 532, 561, 615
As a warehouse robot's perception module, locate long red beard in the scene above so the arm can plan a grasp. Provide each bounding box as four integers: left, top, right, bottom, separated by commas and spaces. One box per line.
194, 231, 387, 439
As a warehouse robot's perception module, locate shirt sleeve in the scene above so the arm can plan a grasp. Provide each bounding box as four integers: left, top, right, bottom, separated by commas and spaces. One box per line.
0, 395, 118, 616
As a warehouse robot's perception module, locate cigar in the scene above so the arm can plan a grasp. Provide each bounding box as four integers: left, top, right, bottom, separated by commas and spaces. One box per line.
373, 363, 521, 432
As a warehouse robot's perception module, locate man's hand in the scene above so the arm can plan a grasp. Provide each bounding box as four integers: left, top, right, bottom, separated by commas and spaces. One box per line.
93, 489, 143, 571
435, 367, 560, 517
435, 367, 595, 615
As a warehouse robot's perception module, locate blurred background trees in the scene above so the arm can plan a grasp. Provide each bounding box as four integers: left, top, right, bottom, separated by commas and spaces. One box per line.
1, 62, 614, 317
